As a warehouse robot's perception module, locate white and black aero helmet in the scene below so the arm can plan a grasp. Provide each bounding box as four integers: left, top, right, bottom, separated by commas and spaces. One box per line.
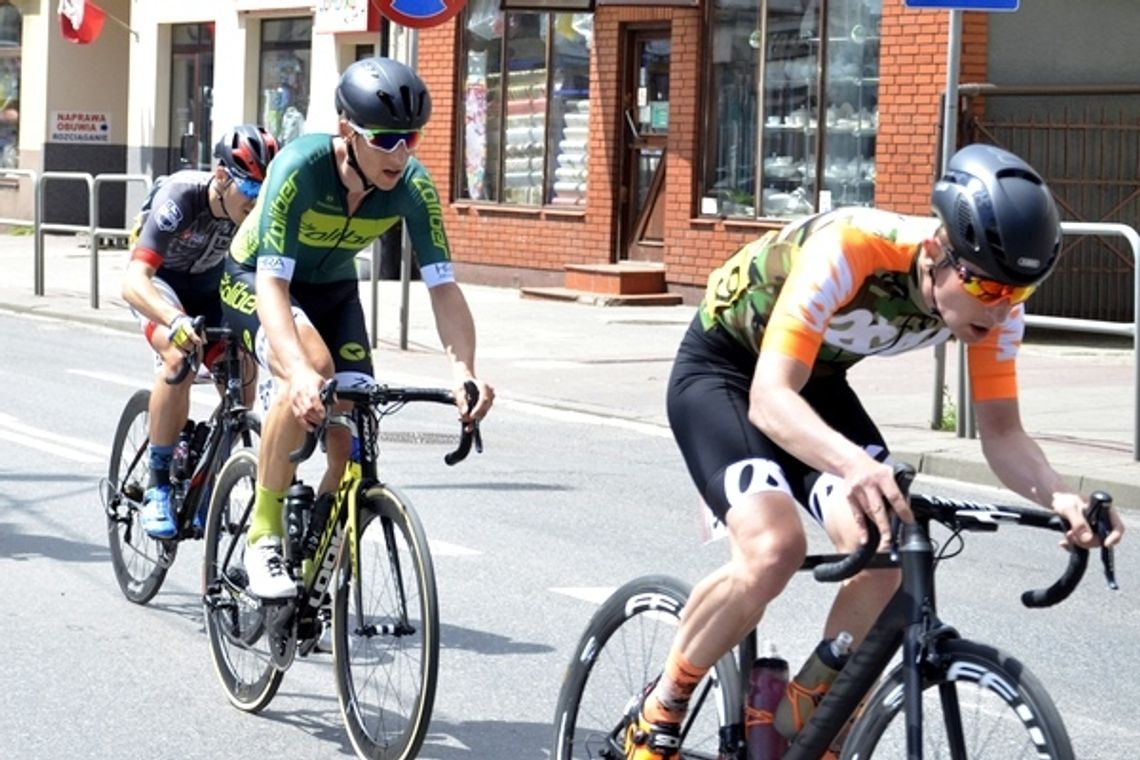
335, 56, 431, 130
931, 144, 1062, 286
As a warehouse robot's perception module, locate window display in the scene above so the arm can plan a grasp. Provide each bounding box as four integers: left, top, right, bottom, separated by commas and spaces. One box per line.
259, 18, 311, 146
704, 0, 881, 220
458, 3, 592, 207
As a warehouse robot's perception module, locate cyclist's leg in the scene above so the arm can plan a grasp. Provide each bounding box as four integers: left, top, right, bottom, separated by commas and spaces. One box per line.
219, 266, 323, 597
131, 276, 193, 538
791, 375, 901, 646
295, 279, 375, 496
628, 319, 806, 752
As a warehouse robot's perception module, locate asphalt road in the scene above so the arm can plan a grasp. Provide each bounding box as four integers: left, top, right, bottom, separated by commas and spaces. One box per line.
1, 311, 1136, 759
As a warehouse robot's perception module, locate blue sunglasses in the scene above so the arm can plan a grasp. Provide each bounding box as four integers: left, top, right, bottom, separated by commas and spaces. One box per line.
230, 174, 262, 200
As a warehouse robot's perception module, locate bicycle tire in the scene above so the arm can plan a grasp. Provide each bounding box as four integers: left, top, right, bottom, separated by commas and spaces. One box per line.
334, 484, 439, 760
841, 638, 1074, 759
552, 574, 744, 760
202, 448, 283, 713
105, 389, 171, 604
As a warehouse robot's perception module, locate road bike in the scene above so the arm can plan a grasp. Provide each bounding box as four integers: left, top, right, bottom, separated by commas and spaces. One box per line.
202, 378, 481, 760
553, 464, 1118, 759
101, 320, 259, 604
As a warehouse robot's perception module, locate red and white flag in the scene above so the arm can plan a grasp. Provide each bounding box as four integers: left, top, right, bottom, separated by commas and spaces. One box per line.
59, 0, 107, 45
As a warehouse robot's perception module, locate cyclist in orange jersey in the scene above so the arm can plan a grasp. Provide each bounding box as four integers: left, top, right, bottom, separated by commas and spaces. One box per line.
622, 144, 1125, 759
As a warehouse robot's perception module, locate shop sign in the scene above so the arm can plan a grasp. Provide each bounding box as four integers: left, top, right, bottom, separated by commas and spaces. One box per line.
314, 0, 378, 33
904, 0, 1018, 10
50, 111, 110, 143
374, 0, 467, 28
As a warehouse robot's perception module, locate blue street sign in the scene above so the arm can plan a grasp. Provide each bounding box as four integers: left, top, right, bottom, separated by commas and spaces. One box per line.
905, 0, 1019, 10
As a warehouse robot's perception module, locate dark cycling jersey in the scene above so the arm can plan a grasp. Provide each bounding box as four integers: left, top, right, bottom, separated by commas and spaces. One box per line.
699, 207, 1023, 402
226, 132, 453, 286
130, 171, 237, 278
129, 170, 237, 328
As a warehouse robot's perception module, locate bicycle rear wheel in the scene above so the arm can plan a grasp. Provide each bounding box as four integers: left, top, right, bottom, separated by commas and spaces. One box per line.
841, 638, 1074, 759
552, 575, 744, 760
334, 484, 439, 760
202, 448, 283, 713
104, 389, 172, 604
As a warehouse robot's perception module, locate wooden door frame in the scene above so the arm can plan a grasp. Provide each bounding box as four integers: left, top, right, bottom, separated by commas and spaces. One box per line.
615, 22, 671, 263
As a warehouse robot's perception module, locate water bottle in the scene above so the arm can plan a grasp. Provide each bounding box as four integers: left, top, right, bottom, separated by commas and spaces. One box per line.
170, 426, 193, 481
746, 642, 789, 760
302, 492, 334, 559
284, 483, 314, 564
774, 631, 853, 740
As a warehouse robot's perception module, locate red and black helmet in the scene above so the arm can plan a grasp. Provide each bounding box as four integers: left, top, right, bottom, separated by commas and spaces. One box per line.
213, 124, 279, 183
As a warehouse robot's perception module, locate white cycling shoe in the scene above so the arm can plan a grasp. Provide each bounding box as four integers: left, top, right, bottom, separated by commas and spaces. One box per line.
244, 537, 297, 599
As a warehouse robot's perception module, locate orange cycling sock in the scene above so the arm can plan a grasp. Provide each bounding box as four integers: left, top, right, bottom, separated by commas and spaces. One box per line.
247, 485, 286, 545
644, 648, 708, 725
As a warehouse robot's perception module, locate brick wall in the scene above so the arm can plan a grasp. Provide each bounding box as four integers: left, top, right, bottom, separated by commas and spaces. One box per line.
876, 6, 987, 215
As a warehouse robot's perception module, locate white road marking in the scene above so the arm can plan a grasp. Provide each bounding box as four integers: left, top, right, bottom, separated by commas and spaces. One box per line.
68, 368, 219, 409
550, 587, 618, 605
429, 539, 482, 557
0, 414, 106, 463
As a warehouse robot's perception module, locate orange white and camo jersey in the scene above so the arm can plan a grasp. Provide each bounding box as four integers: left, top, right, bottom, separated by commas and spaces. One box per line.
698, 207, 1023, 402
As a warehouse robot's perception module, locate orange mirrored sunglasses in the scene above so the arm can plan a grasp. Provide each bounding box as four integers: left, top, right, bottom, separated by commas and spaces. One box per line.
938, 238, 1037, 306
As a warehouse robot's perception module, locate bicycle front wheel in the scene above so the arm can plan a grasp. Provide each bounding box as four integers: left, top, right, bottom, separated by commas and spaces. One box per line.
104, 388, 171, 604
334, 484, 439, 760
552, 575, 744, 760
841, 638, 1074, 759
202, 448, 283, 713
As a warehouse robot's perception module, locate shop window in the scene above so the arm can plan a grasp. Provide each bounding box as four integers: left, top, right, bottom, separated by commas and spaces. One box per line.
458, 0, 593, 206
0, 0, 21, 168
702, 0, 881, 219
259, 17, 312, 145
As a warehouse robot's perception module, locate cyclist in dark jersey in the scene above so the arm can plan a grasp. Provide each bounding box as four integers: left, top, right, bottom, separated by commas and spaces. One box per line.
220, 57, 495, 598
622, 145, 1125, 760
123, 124, 278, 538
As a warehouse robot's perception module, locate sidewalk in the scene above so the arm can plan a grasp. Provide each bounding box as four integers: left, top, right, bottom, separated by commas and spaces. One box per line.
4, 231, 1139, 506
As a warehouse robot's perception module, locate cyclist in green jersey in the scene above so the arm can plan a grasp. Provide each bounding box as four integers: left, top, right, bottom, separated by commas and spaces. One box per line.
220, 57, 494, 598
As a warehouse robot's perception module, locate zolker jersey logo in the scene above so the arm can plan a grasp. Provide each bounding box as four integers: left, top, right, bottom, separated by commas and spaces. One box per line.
375, 0, 466, 28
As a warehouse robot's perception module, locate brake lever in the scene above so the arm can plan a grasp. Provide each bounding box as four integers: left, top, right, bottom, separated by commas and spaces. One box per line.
1087, 491, 1119, 591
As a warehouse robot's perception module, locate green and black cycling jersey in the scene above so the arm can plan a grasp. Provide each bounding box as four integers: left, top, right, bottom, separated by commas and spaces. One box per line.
227, 132, 454, 286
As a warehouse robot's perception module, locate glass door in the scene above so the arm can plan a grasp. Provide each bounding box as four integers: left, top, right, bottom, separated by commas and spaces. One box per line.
169, 23, 215, 173
618, 27, 670, 263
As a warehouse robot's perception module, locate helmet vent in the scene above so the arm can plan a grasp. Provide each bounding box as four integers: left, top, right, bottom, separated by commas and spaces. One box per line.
955, 198, 974, 244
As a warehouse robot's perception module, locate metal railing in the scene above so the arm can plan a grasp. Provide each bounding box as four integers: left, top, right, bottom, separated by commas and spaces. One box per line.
933, 221, 1140, 460
33, 171, 152, 308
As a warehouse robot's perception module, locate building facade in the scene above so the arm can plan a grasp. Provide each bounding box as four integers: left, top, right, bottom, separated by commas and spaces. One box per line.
3, 0, 1136, 315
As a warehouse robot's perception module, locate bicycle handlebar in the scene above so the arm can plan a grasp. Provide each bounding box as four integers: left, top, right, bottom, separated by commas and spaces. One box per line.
1021, 491, 1116, 607
165, 316, 208, 385
810, 463, 1119, 605
287, 379, 483, 467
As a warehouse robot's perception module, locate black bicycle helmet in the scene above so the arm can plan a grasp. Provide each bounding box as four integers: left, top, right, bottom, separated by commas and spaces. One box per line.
931, 144, 1061, 286
213, 124, 279, 183
335, 56, 431, 131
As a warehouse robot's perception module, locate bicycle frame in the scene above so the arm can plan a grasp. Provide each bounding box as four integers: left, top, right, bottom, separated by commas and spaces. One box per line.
723, 487, 1114, 760
294, 402, 377, 624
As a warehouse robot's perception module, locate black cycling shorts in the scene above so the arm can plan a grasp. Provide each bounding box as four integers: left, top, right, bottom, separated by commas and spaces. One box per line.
219, 260, 374, 385
667, 315, 888, 525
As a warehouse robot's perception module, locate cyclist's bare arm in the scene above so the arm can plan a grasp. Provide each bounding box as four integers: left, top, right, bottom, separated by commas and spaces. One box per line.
427, 281, 495, 422
121, 259, 203, 355
749, 352, 913, 540
976, 397, 1125, 549
255, 271, 325, 428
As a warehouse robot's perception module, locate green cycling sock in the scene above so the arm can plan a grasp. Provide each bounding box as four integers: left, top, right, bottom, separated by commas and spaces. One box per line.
247, 485, 286, 545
